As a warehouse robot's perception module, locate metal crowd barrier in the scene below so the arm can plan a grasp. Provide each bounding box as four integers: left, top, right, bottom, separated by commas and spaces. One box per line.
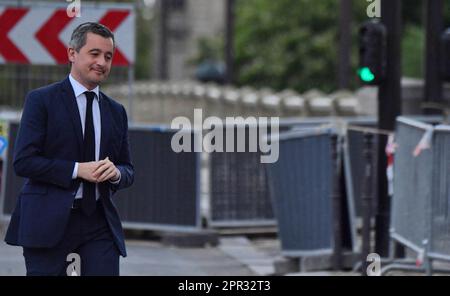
207, 122, 286, 228
206, 116, 379, 230
429, 124, 450, 261
207, 118, 340, 228
265, 127, 357, 256
342, 116, 442, 219
390, 117, 432, 252
113, 125, 201, 232
343, 119, 380, 218
0, 122, 202, 232
4, 115, 444, 242
384, 116, 450, 274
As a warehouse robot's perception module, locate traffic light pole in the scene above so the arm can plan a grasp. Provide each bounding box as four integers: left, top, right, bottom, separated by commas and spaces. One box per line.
424, 0, 444, 108
338, 0, 352, 89
375, 0, 402, 257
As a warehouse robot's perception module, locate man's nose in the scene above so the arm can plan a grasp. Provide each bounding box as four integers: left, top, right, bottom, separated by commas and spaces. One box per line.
96, 56, 107, 66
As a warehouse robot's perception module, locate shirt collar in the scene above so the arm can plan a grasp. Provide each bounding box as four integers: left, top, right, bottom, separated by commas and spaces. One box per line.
69, 74, 100, 100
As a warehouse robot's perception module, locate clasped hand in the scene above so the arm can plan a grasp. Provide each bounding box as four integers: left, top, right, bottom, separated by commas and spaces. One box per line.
77, 157, 119, 183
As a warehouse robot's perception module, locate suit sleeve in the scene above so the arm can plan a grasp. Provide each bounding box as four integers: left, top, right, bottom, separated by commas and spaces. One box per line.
13, 91, 75, 188
110, 105, 134, 192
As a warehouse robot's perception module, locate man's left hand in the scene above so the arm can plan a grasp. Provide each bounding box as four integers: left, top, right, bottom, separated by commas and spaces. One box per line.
93, 157, 120, 183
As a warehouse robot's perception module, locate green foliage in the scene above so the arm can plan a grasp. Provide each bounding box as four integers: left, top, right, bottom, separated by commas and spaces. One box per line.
233, 0, 427, 92
234, 0, 359, 92
402, 25, 424, 78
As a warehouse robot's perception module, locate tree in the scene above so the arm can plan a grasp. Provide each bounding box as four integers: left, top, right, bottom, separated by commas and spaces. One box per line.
233, 0, 427, 92
234, 0, 355, 92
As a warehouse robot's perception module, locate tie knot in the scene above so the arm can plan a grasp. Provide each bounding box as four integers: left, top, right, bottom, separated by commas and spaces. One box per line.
84, 91, 96, 103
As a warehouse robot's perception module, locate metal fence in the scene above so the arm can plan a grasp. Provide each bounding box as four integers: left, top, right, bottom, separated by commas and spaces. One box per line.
391, 117, 433, 254
5, 114, 448, 249
207, 119, 329, 228
428, 125, 450, 261
388, 116, 450, 274
379, 117, 450, 274
265, 127, 357, 256
208, 125, 276, 227
1, 117, 359, 234
342, 116, 442, 219
0, 122, 203, 232
113, 125, 201, 232
343, 122, 380, 218
206, 116, 385, 231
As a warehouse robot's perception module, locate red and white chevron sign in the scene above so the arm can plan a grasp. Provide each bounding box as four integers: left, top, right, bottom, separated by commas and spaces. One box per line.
0, 3, 135, 66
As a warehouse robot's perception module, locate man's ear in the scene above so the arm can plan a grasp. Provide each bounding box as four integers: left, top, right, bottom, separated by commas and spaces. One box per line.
67, 47, 76, 63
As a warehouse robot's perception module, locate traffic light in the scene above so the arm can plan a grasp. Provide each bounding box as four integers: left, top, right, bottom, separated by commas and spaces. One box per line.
358, 20, 387, 85
440, 28, 450, 82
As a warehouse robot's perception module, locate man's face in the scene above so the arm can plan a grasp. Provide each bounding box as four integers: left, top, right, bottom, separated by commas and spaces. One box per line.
68, 32, 114, 89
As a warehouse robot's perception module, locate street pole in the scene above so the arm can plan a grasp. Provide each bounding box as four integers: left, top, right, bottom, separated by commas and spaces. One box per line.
375, 0, 402, 257
424, 0, 444, 110
338, 0, 351, 89
331, 135, 342, 271
361, 133, 374, 275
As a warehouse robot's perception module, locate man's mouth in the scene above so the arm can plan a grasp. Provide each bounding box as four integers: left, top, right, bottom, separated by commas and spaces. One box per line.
92, 69, 104, 74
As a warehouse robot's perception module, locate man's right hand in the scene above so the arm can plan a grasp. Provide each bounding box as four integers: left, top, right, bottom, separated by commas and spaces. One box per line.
77, 162, 100, 182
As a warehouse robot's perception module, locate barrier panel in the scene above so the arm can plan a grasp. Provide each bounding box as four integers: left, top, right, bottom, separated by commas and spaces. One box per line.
266, 127, 357, 256
1, 123, 202, 232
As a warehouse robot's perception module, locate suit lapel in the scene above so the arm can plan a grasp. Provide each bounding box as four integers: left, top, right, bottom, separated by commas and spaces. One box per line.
99, 92, 111, 160
61, 77, 84, 157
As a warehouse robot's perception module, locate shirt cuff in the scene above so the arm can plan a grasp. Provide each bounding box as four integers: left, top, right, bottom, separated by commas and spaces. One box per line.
72, 162, 79, 179
109, 168, 121, 184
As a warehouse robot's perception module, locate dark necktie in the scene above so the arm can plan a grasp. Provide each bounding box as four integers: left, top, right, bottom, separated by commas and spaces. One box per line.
81, 91, 96, 216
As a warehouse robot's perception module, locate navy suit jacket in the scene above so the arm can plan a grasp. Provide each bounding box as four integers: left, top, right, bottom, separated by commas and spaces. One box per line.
4, 77, 134, 257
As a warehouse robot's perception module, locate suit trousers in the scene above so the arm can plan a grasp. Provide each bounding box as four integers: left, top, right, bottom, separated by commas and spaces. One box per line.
22, 200, 120, 276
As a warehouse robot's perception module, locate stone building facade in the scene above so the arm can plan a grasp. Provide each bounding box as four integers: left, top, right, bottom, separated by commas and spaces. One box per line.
152, 0, 226, 80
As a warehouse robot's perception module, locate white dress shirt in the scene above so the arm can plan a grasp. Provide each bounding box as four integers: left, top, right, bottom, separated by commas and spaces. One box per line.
69, 74, 120, 200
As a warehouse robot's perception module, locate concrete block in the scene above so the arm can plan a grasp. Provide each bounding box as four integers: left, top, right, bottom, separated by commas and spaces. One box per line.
273, 257, 299, 275
160, 230, 219, 248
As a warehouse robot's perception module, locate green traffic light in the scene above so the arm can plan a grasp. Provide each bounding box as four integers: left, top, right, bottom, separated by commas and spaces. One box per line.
358, 67, 375, 82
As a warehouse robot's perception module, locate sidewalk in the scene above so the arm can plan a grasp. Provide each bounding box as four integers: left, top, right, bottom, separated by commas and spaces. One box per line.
3, 225, 438, 276
0, 237, 258, 276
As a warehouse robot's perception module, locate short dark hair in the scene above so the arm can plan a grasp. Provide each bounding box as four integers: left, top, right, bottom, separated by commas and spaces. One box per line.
69, 22, 115, 52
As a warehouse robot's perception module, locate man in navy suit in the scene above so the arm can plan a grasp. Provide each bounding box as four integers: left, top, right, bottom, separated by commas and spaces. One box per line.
4, 22, 134, 276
